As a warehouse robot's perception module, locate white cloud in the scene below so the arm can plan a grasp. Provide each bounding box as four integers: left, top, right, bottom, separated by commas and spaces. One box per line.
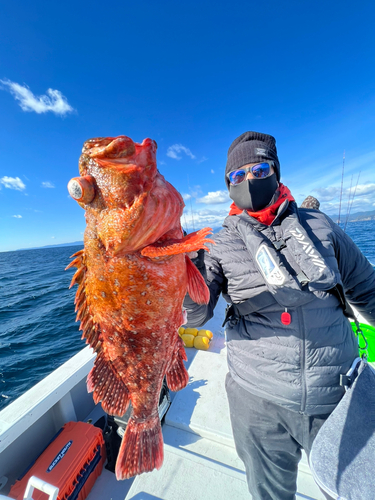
313, 183, 375, 206
181, 208, 229, 231
211, 169, 215, 174
350, 183, 375, 197
0, 176, 26, 191
182, 193, 192, 201
197, 190, 230, 204
166, 144, 196, 160
188, 186, 202, 198
197, 156, 208, 164
320, 195, 375, 216
287, 149, 375, 201
12, 215, 22, 218
313, 186, 341, 202
42, 181, 55, 188
0, 79, 74, 116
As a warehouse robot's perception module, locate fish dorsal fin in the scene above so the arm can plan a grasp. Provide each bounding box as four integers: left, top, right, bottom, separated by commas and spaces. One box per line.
65, 249, 101, 351
67, 250, 130, 418
185, 255, 210, 305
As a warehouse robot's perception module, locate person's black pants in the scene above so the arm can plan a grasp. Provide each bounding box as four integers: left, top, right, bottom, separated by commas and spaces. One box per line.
225, 373, 333, 500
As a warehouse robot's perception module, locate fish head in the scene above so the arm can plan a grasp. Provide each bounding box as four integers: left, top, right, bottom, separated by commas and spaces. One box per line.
68, 136, 158, 210
68, 136, 184, 253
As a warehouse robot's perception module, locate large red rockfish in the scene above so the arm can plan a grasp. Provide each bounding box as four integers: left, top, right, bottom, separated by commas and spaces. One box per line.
66, 136, 212, 479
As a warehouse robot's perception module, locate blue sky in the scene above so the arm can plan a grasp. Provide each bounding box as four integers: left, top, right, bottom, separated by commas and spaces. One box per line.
1, 0, 375, 252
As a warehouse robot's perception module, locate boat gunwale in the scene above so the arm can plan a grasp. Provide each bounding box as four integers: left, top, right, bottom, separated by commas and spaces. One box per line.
0, 346, 95, 453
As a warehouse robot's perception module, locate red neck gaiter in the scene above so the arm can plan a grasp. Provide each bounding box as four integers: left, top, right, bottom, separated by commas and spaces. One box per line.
229, 183, 295, 225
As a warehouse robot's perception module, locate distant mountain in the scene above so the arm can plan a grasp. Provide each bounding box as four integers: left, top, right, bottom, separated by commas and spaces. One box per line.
17, 241, 83, 251
329, 209, 375, 223
42, 241, 84, 248
13, 210, 375, 252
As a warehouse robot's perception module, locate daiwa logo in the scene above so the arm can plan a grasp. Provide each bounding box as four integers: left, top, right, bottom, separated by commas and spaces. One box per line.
47, 441, 72, 472
290, 228, 326, 270
256, 148, 267, 156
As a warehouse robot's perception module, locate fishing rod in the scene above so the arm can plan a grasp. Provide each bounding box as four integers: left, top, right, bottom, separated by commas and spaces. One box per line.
344, 172, 361, 233
344, 174, 354, 229
186, 174, 195, 231
337, 151, 345, 225
189, 196, 196, 231
183, 214, 190, 234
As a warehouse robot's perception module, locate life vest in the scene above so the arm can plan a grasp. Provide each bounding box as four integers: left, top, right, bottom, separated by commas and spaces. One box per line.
223, 202, 340, 318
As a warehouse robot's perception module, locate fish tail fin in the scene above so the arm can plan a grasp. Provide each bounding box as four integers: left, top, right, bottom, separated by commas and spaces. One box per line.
115, 414, 163, 480
185, 255, 210, 305
87, 353, 130, 417
166, 339, 189, 391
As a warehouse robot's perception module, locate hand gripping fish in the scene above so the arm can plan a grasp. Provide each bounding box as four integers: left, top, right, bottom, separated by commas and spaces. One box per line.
66, 136, 213, 480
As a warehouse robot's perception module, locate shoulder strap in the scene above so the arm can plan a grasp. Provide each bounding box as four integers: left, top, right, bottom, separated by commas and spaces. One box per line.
222, 291, 277, 326
330, 284, 368, 358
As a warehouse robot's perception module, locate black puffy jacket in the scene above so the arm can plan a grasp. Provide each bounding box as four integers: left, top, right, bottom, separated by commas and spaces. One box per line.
184, 201, 375, 415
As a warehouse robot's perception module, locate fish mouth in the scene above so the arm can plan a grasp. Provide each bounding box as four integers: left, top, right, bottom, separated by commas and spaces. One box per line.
82, 136, 136, 160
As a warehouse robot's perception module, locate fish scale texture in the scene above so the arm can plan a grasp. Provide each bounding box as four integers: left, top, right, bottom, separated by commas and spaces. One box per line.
67, 135, 212, 479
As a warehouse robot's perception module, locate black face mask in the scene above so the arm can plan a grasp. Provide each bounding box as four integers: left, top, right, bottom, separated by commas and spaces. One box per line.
229, 173, 278, 211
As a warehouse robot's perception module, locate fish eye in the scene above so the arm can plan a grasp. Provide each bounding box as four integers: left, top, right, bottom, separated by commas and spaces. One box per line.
68, 175, 96, 204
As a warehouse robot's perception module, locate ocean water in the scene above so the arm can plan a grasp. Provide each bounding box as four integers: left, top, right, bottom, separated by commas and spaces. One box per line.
1, 220, 375, 411
0, 245, 83, 411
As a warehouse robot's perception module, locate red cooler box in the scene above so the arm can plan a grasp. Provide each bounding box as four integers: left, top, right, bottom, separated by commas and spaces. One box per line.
9, 421, 106, 500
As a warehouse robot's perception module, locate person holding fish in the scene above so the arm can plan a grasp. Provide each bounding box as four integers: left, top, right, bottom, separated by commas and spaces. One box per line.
184, 131, 375, 500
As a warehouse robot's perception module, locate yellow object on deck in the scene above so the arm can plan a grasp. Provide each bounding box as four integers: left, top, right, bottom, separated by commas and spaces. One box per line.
194, 336, 210, 350
178, 327, 185, 336
181, 334, 195, 347
184, 328, 199, 337
181, 329, 214, 349
198, 329, 213, 339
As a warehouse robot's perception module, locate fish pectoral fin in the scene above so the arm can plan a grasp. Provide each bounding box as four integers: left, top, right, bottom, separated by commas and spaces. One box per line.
166, 338, 189, 392
140, 227, 214, 258
87, 352, 130, 417
185, 255, 210, 305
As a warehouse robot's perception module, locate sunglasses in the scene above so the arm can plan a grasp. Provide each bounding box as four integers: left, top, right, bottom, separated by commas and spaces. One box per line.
227, 162, 273, 185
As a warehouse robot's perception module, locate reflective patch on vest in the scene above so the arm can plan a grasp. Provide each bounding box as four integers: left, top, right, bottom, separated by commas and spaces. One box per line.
289, 227, 326, 270
256, 244, 285, 285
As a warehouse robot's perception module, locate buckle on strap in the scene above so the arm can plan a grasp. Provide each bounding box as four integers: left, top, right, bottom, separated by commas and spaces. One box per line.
272, 239, 287, 251
340, 357, 362, 390
296, 271, 310, 286
222, 304, 239, 327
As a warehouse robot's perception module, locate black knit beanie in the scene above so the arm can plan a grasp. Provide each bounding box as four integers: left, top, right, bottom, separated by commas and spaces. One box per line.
225, 131, 280, 189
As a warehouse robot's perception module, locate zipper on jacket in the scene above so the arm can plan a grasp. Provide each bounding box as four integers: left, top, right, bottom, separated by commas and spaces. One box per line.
297, 307, 307, 413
